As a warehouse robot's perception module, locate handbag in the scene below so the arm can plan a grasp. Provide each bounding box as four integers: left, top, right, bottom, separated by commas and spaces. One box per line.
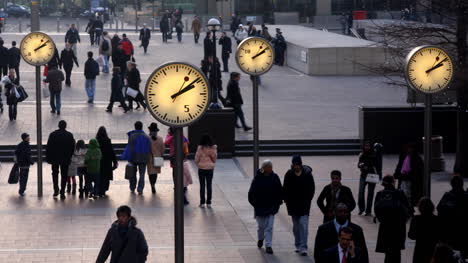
8, 163, 19, 184
125, 163, 137, 180
16, 85, 28, 102
126, 87, 139, 98
365, 173, 380, 184
153, 157, 164, 167
42, 83, 50, 98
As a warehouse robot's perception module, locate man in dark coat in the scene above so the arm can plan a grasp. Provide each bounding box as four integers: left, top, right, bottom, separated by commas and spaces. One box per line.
46, 120, 76, 199
160, 14, 170, 43
85, 18, 95, 46
218, 32, 232, 72
314, 203, 369, 263
126, 62, 146, 110
317, 170, 356, 223
84, 51, 100, 103
93, 16, 104, 46
374, 175, 411, 263
97, 206, 148, 263
44, 64, 65, 115
322, 227, 365, 263
15, 133, 34, 196
60, 43, 79, 86
283, 155, 315, 256
106, 67, 129, 113
64, 23, 80, 57
272, 28, 287, 66
226, 72, 252, 131
112, 44, 127, 82
8, 41, 21, 83
248, 160, 283, 254
139, 23, 151, 54
230, 14, 240, 36
0, 39, 9, 78
203, 32, 213, 59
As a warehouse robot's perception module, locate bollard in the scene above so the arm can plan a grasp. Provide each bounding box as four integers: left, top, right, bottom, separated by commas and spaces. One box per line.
57, 18, 60, 32
19, 18, 22, 33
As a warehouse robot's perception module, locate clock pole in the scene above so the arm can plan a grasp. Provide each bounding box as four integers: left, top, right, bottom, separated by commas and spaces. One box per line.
423, 94, 432, 197
252, 75, 259, 177
174, 127, 184, 263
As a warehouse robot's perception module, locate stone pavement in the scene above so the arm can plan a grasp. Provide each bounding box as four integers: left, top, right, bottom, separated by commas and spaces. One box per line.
0, 29, 407, 144
0, 154, 461, 262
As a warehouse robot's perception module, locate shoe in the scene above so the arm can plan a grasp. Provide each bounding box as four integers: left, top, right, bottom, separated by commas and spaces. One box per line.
207, 204, 211, 208
79, 190, 84, 199
53, 191, 59, 198
257, 240, 263, 248
358, 211, 364, 215
199, 204, 205, 208
300, 251, 308, 256
184, 199, 189, 205
135, 105, 141, 110
123, 108, 129, 113
138, 191, 143, 195
295, 249, 300, 253
50, 110, 56, 114
60, 194, 66, 200
151, 186, 156, 194
365, 212, 372, 217
93, 194, 98, 199
265, 247, 273, 254
57, 111, 60, 115
88, 193, 94, 199
106, 109, 112, 113
19, 192, 25, 196
244, 126, 252, 131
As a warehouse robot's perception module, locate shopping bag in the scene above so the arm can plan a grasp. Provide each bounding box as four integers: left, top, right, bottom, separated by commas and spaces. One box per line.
16, 85, 28, 102
14, 87, 21, 99
153, 157, 164, 167
365, 173, 380, 184
8, 163, 19, 184
96, 55, 104, 67
126, 87, 139, 98
42, 84, 50, 98
125, 163, 137, 180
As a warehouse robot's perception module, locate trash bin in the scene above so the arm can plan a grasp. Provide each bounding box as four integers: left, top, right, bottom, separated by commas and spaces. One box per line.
353, 11, 368, 20
422, 135, 445, 172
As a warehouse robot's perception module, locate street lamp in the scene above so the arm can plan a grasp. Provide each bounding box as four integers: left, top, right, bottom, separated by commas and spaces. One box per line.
207, 18, 221, 108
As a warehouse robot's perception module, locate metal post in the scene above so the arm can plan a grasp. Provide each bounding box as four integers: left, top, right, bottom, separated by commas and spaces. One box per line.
121, 16, 124, 31
174, 127, 184, 263
252, 75, 259, 177
423, 94, 432, 197
57, 17, 60, 32
116, 18, 119, 32
19, 18, 22, 33
210, 30, 218, 105
134, 0, 138, 32
152, 0, 155, 31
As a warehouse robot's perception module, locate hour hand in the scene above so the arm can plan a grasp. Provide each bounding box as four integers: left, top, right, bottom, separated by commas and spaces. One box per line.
425, 57, 448, 74
252, 49, 267, 60
34, 41, 49, 52
171, 84, 195, 100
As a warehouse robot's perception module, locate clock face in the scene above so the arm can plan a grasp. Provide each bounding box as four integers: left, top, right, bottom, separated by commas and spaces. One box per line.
145, 62, 210, 127
236, 37, 274, 76
20, 32, 56, 66
406, 46, 454, 94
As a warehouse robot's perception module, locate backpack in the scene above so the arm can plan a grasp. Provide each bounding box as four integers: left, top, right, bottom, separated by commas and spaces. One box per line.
375, 189, 407, 222
101, 39, 109, 51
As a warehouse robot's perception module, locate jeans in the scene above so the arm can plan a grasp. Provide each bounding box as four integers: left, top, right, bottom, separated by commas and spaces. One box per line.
85, 170, 94, 194
292, 215, 309, 252
194, 32, 200, 43
102, 54, 109, 73
177, 32, 182, 42
358, 175, 376, 214
18, 167, 29, 194
76, 167, 86, 191
51, 164, 69, 195
85, 79, 96, 101
89, 32, 95, 45
256, 215, 275, 247
384, 250, 401, 263
222, 54, 229, 72
95, 29, 102, 45
129, 163, 146, 193
8, 103, 17, 120
50, 91, 61, 112
162, 31, 168, 42
90, 173, 100, 195
198, 169, 213, 205
233, 104, 247, 128
64, 66, 73, 85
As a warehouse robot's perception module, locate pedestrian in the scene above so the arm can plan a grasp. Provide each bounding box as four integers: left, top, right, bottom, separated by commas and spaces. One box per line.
126, 61, 147, 110
272, 28, 287, 66
203, 56, 224, 105
120, 34, 134, 62
85, 17, 96, 46
71, 139, 87, 199
191, 16, 202, 44
46, 120, 76, 199
15, 133, 33, 196
165, 127, 189, 176
44, 64, 65, 115
60, 43, 79, 87
96, 126, 117, 197
260, 24, 272, 41
218, 32, 232, 72
408, 197, 440, 263
96, 205, 149, 263
121, 121, 151, 195
374, 175, 412, 263
226, 72, 252, 131
8, 41, 20, 83
84, 51, 100, 103
283, 155, 315, 256
113, 44, 127, 81
430, 243, 462, 263
139, 23, 151, 54
175, 19, 184, 43
109, 2, 116, 16
248, 160, 283, 254
0, 39, 9, 78
195, 134, 217, 208
314, 203, 369, 263
47, 47, 62, 69
99, 31, 112, 73
322, 227, 366, 263
357, 141, 377, 216
85, 138, 101, 199
106, 67, 129, 113
64, 23, 80, 57
94, 15, 104, 46
230, 14, 240, 36
3, 69, 19, 121
394, 143, 424, 206
340, 13, 348, 35
203, 31, 213, 59
147, 122, 164, 194
317, 170, 356, 223
160, 14, 170, 43
234, 24, 248, 45
111, 34, 121, 53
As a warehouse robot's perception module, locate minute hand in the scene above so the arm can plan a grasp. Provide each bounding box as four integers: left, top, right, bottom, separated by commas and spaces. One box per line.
171, 84, 195, 99
425, 58, 448, 74
251, 49, 267, 60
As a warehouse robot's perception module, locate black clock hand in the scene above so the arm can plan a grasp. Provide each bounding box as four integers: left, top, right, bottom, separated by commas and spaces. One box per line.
252, 49, 267, 60
425, 58, 448, 74
171, 77, 201, 101
34, 40, 50, 52
170, 84, 195, 99
172, 79, 187, 102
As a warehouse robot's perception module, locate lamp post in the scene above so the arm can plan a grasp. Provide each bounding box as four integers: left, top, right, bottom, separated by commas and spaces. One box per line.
206, 18, 221, 108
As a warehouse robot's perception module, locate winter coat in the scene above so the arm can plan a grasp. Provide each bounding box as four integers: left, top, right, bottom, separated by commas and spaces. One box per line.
111, 35, 121, 52
283, 165, 315, 216
394, 152, 424, 206
408, 214, 440, 263
110, 73, 125, 102
175, 20, 184, 33
126, 67, 141, 90
15, 141, 33, 167
112, 48, 127, 72
191, 18, 201, 33
96, 217, 148, 263
219, 36, 232, 58
46, 128, 75, 165
248, 169, 283, 217
48, 48, 61, 69
8, 46, 20, 67
358, 151, 377, 178
226, 79, 243, 105
97, 137, 117, 181
165, 134, 189, 157
84, 58, 100, 79
121, 130, 151, 164
316, 184, 356, 222
99, 36, 112, 56
234, 29, 248, 42
195, 145, 217, 170
147, 135, 165, 175
72, 148, 87, 168
85, 138, 102, 174
160, 16, 169, 33
93, 19, 103, 30
4, 76, 19, 105
139, 28, 151, 42
120, 38, 134, 56
0, 45, 9, 66
65, 28, 80, 44
436, 189, 468, 251
45, 68, 65, 93
60, 48, 79, 68
203, 36, 213, 58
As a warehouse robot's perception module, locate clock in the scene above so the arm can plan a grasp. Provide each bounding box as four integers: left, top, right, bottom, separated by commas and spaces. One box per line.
144, 62, 210, 127
20, 31, 56, 66
236, 37, 275, 76
405, 46, 454, 94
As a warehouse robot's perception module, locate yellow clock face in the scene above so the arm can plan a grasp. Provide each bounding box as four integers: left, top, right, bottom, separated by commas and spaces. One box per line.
20, 32, 56, 66
406, 46, 454, 94
236, 37, 274, 76
145, 62, 210, 127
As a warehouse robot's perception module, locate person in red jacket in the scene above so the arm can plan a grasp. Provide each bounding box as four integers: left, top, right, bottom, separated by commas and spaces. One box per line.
120, 34, 134, 62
